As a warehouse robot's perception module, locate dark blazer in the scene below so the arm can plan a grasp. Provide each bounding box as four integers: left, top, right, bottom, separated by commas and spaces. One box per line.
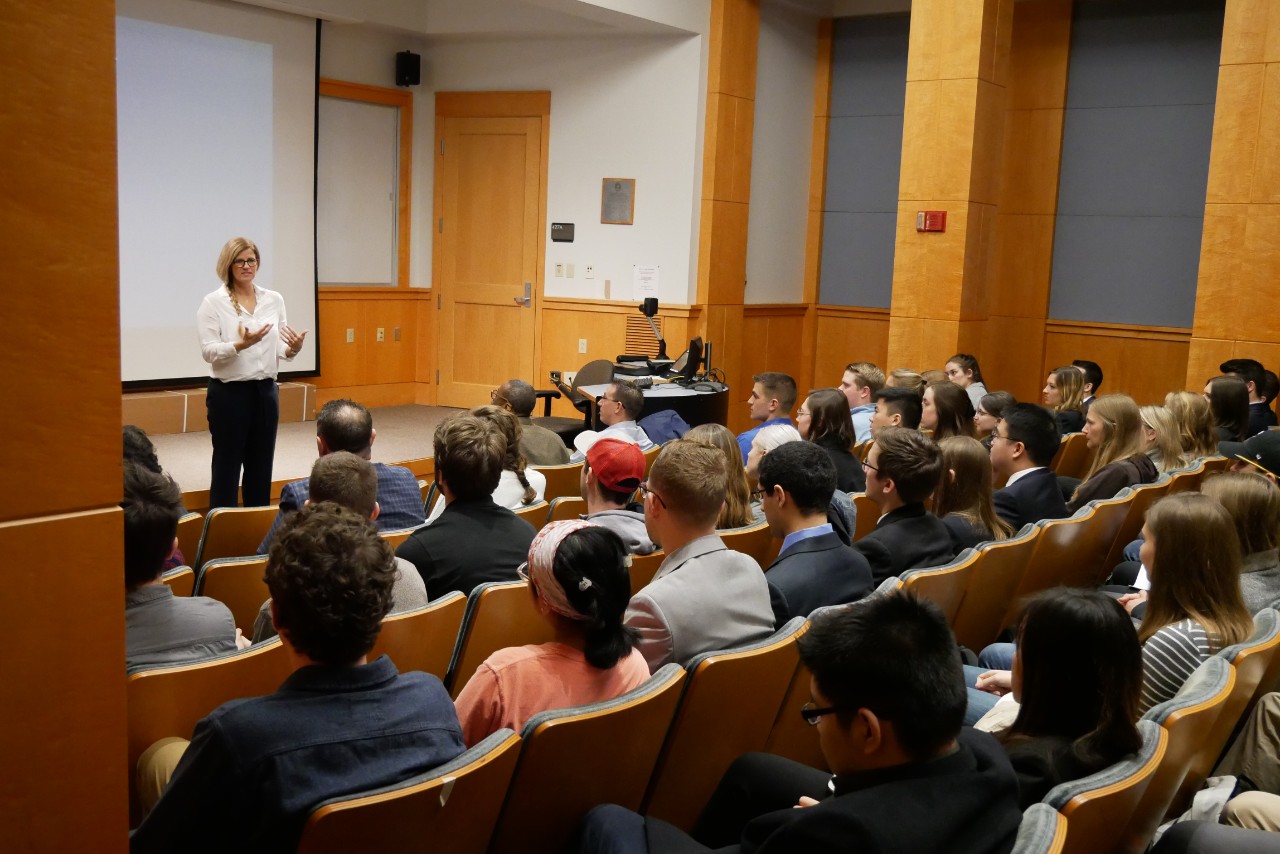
941, 514, 993, 552
395, 497, 536, 599
766, 531, 872, 620
852, 503, 956, 587
814, 436, 865, 493
1055, 409, 1085, 435
1249, 401, 1278, 437
1067, 453, 1159, 512
993, 467, 1070, 530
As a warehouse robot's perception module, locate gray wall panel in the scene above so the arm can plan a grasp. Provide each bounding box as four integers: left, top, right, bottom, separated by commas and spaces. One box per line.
829, 15, 910, 117
819, 211, 897, 308
824, 114, 906, 213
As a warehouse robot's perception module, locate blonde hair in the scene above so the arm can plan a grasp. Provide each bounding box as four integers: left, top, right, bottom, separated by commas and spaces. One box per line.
1078, 394, 1148, 487
215, 237, 261, 316
888, 368, 926, 396
1048, 366, 1086, 414
686, 423, 753, 529
1139, 493, 1252, 650
1202, 472, 1280, 556
1140, 405, 1188, 473
649, 440, 729, 527
934, 437, 1012, 541
1164, 391, 1218, 459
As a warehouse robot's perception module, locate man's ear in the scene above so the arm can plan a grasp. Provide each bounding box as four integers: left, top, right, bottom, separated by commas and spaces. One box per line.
370, 500, 381, 523
316, 435, 328, 456
889, 413, 902, 427
1011, 440, 1027, 460
881, 476, 898, 497
369, 427, 377, 447
856, 708, 884, 755
167, 537, 179, 562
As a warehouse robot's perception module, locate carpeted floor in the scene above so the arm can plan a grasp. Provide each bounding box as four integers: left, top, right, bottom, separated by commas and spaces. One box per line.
150, 404, 464, 493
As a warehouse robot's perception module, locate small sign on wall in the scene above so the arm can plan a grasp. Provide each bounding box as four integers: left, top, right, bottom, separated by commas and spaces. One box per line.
602, 178, 635, 225
916, 210, 946, 232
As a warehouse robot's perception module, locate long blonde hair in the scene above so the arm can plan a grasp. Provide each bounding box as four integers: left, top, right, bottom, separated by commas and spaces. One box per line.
1048, 366, 1086, 414
1164, 391, 1218, 459
1139, 493, 1253, 650
686, 423, 754, 529
1079, 394, 1148, 485
934, 436, 1013, 541
1140, 405, 1187, 473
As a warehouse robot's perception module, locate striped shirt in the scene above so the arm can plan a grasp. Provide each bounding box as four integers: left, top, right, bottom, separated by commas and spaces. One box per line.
1139, 619, 1212, 714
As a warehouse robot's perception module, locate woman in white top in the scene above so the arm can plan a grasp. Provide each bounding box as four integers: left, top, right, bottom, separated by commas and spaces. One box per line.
427, 404, 545, 522
197, 238, 306, 508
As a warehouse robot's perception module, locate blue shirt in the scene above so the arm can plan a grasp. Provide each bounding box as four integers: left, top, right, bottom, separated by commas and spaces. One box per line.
780, 522, 834, 556
737, 417, 794, 463
850, 403, 875, 445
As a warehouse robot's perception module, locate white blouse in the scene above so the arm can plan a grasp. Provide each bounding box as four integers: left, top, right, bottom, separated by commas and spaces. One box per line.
197, 285, 294, 381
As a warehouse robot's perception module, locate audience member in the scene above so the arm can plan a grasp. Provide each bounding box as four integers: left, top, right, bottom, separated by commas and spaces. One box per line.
1043, 366, 1087, 434
258, 398, 424, 554
123, 425, 188, 569
396, 415, 536, 599
868, 386, 923, 436
132, 503, 465, 852
935, 436, 1013, 551
922, 380, 977, 442
1140, 404, 1188, 473
1071, 359, 1104, 411
427, 405, 545, 521
1201, 472, 1280, 613
1165, 390, 1219, 460
758, 442, 872, 620
886, 367, 926, 396
1264, 369, 1280, 409
944, 353, 989, 408
974, 390, 1016, 449
252, 452, 429, 642
1068, 394, 1159, 512
1222, 357, 1279, 436
570, 380, 655, 463
736, 372, 797, 463
796, 387, 865, 493
1222, 430, 1280, 483
453, 522, 650, 745
624, 441, 775, 671
990, 403, 1070, 530
838, 361, 884, 444
123, 463, 243, 672
492, 379, 571, 465
578, 592, 1023, 854
853, 427, 954, 586
1206, 374, 1252, 443
579, 437, 656, 554
688, 423, 756, 528
744, 423, 802, 484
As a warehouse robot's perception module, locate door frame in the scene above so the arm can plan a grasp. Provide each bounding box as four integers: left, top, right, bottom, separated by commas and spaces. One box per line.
432, 91, 550, 402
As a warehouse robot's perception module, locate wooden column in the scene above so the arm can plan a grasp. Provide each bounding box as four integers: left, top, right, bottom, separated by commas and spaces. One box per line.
1186, 0, 1280, 389
697, 0, 759, 433
0, 1, 128, 850
886, 0, 1014, 372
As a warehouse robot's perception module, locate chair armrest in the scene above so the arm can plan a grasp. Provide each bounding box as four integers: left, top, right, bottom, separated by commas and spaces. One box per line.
533, 389, 561, 417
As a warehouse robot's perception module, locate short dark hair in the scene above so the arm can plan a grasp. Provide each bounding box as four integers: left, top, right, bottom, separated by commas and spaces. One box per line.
1072, 359, 1103, 393
1221, 358, 1265, 395
122, 462, 184, 587
611, 380, 645, 420
873, 427, 942, 503
309, 451, 377, 519
317, 399, 374, 455
759, 441, 836, 515
434, 414, 505, 500
1001, 403, 1062, 467
798, 591, 965, 761
978, 391, 1017, 420
500, 379, 537, 417
753, 372, 798, 412
1263, 371, 1279, 406
649, 440, 727, 526
873, 387, 923, 430
266, 502, 396, 664
123, 425, 162, 474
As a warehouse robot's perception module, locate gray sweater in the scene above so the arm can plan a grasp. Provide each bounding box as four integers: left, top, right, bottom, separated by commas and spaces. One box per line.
1241, 549, 1280, 615
583, 509, 658, 555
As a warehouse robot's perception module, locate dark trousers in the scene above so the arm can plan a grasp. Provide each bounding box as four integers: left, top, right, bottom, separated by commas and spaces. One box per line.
206, 378, 278, 508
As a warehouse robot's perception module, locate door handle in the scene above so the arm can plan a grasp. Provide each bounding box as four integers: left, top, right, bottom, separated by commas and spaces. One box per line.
514, 281, 532, 307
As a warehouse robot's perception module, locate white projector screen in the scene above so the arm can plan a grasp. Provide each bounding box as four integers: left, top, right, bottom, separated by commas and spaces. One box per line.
117, 0, 318, 384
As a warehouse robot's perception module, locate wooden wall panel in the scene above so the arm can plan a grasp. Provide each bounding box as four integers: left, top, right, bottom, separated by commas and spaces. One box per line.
735, 306, 809, 432
1044, 322, 1190, 405
812, 309, 891, 382
313, 289, 429, 406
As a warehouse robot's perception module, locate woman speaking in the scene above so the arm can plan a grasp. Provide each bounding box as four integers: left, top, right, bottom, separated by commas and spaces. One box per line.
197, 237, 306, 508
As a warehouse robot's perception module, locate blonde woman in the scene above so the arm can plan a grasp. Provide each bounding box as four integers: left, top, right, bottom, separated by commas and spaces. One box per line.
1042, 366, 1086, 434
1068, 394, 1158, 511
886, 368, 927, 396
687, 423, 754, 529
1140, 405, 1188, 473
1164, 390, 1219, 459
935, 436, 1014, 550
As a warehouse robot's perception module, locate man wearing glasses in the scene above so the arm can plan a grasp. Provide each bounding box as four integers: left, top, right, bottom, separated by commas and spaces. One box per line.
580, 592, 1022, 853
990, 403, 1070, 530
490, 379, 570, 466
569, 380, 655, 463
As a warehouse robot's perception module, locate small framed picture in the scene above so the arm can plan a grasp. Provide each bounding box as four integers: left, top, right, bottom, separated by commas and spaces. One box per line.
601, 178, 635, 225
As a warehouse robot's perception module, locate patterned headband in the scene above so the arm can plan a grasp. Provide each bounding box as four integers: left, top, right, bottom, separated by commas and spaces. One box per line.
526, 519, 599, 621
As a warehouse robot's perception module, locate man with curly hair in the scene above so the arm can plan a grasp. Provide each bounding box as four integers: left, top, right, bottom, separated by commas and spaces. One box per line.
132, 503, 465, 853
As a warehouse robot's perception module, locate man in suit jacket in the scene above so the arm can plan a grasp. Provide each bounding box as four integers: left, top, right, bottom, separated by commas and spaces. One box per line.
1221, 357, 1280, 436
759, 441, 872, 620
1072, 359, 1103, 413
991, 403, 1070, 530
853, 427, 954, 586
579, 592, 1023, 854
624, 440, 775, 671
258, 398, 424, 553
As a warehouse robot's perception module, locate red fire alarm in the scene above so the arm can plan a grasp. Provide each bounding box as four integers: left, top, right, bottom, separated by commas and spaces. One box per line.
916, 210, 947, 232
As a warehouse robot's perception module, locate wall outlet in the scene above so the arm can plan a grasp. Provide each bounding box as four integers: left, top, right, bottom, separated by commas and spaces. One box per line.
555, 263, 564, 277
585, 264, 595, 279
564, 371, 577, 385
345, 328, 354, 343
376, 327, 385, 342
578, 338, 588, 354
566, 263, 575, 278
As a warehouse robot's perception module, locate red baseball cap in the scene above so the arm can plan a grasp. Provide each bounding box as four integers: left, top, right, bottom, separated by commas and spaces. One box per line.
586, 438, 645, 492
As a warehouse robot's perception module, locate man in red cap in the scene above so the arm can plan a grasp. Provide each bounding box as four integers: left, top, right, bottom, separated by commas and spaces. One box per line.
580, 437, 657, 554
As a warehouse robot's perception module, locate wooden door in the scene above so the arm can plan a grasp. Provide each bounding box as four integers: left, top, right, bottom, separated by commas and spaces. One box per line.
435, 112, 543, 407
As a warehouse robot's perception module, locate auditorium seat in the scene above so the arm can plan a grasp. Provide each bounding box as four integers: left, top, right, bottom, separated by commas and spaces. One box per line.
1166, 458, 1208, 494
296, 728, 522, 854
487, 664, 687, 854
175, 511, 203, 567
1200, 455, 1231, 475
1051, 432, 1092, 480
531, 461, 585, 502
379, 527, 416, 551
367, 592, 466, 680
446, 580, 555, 698
899, 549, 979, 625
1059, 490, 1134, 589
628, 550, 666, 595
1013, 803, 1067, 854
642, 444, 661, 476
160, 566, 194, 597
763, 660, 828, 772
193, 505, 279, 571
422, 481, 439, 515
512, 501, 549, 527
951, 524, 1040, 651
850, 492, 878, 541
1008, 506, 1097, 625
193, 554, 270, 634
718, 520, 774, 566
1100, 476, 1172, 571
546, 495, 586, 524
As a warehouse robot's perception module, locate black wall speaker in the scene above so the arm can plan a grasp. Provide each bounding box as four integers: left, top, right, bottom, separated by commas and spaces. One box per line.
395, 51, 420, 87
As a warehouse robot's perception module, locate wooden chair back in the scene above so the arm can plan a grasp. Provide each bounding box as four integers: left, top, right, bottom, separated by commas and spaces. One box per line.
952, 524, 1042, 650
1013, 803, 1068, 854
719, 521, 775, 566
628, 550, 666, 596
368, 592, 467, 680
1100, 477, 1172, 571
1009, 507, 1097, 624
126, 640, 291, 824
763, 661, 828, 772
1052, 432, 1093, 479
1199, 455, 1231, 475
296, 729, 522, 854
176, 511, 203, 567
850, 492, 879, 541
643, 444, 661, 476
1167, 458, 1208, 494
546, 495, 586, 524
643, 619, 808, 831
194, 505, 279, 571
160, 566, 195, 597
194, 554, 270, 634
900, 549, 980, 624
512, 501, 548, 528
531, 461, 585, 502
422, 481, 439, 515
1059, 491, 1134, 589
380, 527, 416, 551
488, 665, 687, 854
853, 439, 872, 462
446, 581, 555, 697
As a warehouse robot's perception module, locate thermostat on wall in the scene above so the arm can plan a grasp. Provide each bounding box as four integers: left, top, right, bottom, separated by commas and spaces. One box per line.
551, 222, 575, 242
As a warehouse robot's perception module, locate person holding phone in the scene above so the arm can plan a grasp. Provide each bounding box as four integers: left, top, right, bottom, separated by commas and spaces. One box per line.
197, 237, 306, 508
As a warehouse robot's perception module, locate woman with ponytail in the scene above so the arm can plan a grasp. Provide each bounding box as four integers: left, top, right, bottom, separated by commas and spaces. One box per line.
426, 405, 546, 522
453, 521, 651, 745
